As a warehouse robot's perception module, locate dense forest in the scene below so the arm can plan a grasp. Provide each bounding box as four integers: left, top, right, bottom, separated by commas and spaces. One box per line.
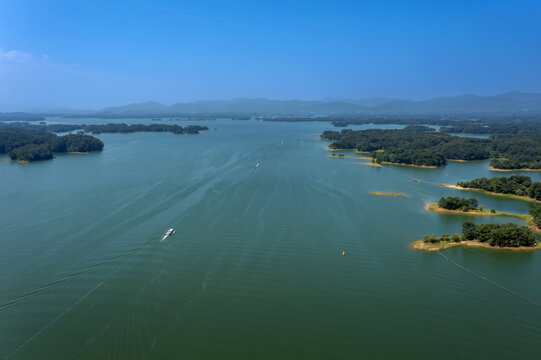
457, 175, 541, 201
439, 121, 541, 135
437, 196, 479, 211
321, 129, 491, 167
423, 222, 537, 247
0, 122, 209, 162
321, 128, 541, 169
0, 128, 104, 162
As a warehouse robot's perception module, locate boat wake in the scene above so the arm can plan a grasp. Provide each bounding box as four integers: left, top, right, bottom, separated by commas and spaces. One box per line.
437, 251, 541, 308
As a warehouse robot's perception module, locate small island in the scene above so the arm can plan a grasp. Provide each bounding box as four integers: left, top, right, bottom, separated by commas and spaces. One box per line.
441, 175, 541, 202
45, 123, 209, 135
0, 128, 104, 162
427, 197, 529, 220
369, 192, 407, 198
412, 221, 540, 252
0, 122, 209, 163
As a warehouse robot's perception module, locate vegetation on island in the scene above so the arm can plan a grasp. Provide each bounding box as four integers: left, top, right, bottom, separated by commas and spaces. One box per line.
439, 121, 541, 136
0, 128, 103, 162
321, 129, 490, 167
1, 122, 209, 135
437, 196, 479, 212
0, 122, 209, 162
456, 175, 541, 201
414, 222, 539, 251
530, 204, 541, 229
320, 128, 541, 170
80, 123, 209, 134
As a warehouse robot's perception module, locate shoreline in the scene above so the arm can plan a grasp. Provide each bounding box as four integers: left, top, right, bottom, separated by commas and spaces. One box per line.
425, 203, 529, 220
426, 203, 541, 234
327, 154, 372, 159
440, 184, 541, 203
489, 166, 541, 172
380, 161, 437, 169
326, 148, 370, 154
411, 239, 541, 252
353, 162, 382, 167
370, 192, 407, 198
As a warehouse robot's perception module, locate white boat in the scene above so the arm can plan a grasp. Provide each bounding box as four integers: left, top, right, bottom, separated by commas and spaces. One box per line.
256, 163, 260, 168
163, 228, 175, 239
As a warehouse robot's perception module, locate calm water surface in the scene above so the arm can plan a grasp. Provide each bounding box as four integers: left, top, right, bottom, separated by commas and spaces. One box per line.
1, 120, 541, 359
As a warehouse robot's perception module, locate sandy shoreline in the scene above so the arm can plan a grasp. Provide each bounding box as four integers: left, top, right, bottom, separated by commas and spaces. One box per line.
440, 184, 541, 203
354, 162, 383, 167
370, 192, 407, 198
411, 239, 541, 252
380, 162, 437, 169
425, 203, 529, 219
489, 166, 541, 172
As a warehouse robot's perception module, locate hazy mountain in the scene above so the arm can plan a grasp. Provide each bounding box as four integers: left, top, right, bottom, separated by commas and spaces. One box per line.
4, 92, 541, 118
101, 101, 169, 114
90, 92, 541, 116
368, 92, 541, 114
95, 98, 367, 116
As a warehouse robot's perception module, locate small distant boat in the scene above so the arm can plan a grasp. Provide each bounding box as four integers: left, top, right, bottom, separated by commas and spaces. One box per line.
162, 228, 175, 240
256, 163, 260, 168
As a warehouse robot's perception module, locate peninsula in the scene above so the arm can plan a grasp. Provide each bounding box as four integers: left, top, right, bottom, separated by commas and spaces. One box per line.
412, 222, 540, 252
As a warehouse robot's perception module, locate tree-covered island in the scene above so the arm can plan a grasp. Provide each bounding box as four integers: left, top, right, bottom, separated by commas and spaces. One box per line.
0, 123, 209, 162
413, 221, 539, 251
320, 128, 541, 170
0, 128, 104, 162
443, 175, 541, 202
427, 196, 531, 222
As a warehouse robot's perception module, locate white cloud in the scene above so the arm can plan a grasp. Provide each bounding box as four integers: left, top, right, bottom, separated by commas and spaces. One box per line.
0, 49, 51, 64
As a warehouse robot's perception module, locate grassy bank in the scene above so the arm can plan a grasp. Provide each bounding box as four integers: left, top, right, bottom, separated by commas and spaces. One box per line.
426, 203, 530, 220
440, 184, 541, 203
412, 239, 541, 252
380, 162, 437, 169
426, 203, 541, 233
326, 148, 370, 154
489, 166, 541, 172
327, 154, 372, 159
354, 162, 383, 167
370, 192, 407, 198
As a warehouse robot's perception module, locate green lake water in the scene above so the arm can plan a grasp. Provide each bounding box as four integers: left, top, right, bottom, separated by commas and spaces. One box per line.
1, 119, 541, 359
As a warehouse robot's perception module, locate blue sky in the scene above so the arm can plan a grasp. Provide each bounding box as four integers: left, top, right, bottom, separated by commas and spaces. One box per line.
1, 0, 540, 110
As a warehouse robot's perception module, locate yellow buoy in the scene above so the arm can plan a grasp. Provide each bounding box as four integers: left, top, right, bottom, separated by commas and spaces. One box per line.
342, 251, 345, 256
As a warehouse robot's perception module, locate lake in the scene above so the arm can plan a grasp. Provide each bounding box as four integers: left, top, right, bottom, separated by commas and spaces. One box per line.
1, 119, 541, 359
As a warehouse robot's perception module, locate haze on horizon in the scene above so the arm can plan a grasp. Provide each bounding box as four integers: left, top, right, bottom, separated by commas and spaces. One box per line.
1, 0, 540, 111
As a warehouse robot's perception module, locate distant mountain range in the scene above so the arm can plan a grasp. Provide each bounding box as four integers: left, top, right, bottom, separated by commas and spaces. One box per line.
3, 91, 541, 118
95, 92, 541, 116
